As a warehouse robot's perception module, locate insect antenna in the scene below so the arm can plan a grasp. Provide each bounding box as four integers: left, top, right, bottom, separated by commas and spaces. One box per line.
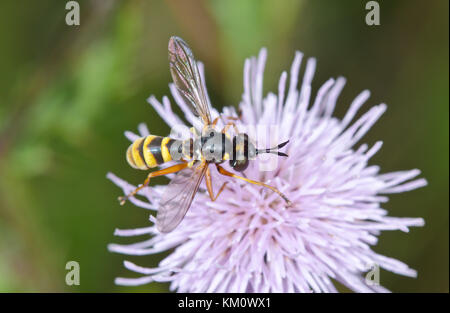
256, 140, 290, 157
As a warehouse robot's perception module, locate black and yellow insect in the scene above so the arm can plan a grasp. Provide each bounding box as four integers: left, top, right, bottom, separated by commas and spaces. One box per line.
119, 36, 290, 233
125, 136, 177, 170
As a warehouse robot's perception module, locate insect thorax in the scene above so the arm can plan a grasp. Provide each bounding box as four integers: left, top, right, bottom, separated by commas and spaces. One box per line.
170, 130, 257, 164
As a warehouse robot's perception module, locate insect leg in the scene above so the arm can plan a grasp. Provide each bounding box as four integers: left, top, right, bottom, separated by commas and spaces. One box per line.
223, 108, 243, 121
215, 164, 292, 205
203, 117, 220, 134
211, 116, 220, 126
205, 166, 228, 201
119, 162, 189, 205
221, 121, 239, 134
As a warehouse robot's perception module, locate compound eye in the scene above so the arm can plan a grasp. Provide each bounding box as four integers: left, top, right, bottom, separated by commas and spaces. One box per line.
230, 159, 249, 172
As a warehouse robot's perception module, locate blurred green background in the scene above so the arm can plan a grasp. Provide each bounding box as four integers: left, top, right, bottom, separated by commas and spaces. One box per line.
0, 0, 447, 292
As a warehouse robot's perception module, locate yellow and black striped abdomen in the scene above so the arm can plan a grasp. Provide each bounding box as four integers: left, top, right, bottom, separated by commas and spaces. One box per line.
126, 135, 176, 170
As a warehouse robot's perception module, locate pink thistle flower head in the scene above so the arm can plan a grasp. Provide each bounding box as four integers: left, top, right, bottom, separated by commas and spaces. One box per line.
107, 41, 426, 292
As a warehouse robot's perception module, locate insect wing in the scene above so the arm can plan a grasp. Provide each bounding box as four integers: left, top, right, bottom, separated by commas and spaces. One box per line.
156, 163, 207, 233
168, 36, 212, 124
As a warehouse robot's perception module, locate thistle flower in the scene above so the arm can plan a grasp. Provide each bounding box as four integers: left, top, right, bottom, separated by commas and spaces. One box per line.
107, 48, 426, 292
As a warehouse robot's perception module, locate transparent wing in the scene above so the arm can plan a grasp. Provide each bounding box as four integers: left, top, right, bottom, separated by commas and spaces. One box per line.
168, 36, 212, 124
156, 163, 207, 233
